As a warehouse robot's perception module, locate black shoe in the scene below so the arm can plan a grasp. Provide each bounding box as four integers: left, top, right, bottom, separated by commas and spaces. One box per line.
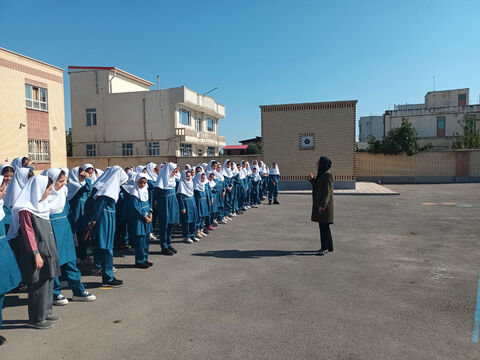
102, 278, 123, 288
273, 200, 280, 205
46, 314, 59, 322
168, 246, 177, 254
329, 248, 333, 252
27, 320, 53, 329
268, 200, 272, 205
146, 261, 154, 267
316, 249, 329, 256
0, 335, 6, 346
135, 262, 150, 269
161, 248, 174, 256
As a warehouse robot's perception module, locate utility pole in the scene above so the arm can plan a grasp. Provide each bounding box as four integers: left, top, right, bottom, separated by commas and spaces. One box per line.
156, 75, 160, 90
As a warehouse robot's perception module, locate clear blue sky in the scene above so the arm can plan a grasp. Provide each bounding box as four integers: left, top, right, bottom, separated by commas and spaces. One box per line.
1, 0, 479, 144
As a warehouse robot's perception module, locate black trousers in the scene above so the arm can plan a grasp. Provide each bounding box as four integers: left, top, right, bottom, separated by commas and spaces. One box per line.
319, 223, 333, 251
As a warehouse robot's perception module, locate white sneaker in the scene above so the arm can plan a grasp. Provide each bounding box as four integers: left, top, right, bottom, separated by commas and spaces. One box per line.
200, 230, 208, 237
53, 294, 69, 306
192, 237, 200, 242
232, 213, 237, 217
213, 220, 219, 226
221, 219, 228, 224
247, 206, 251, 209
184, 238, 194, 244
252, 205, 258, 208
149, 233, 158, 240
72, 291, 96, 302
196, 231, 204, 238
229, 213, 234, 217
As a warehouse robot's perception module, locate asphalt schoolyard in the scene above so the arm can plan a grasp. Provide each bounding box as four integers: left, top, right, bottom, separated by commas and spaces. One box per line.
1, 183, 480, 359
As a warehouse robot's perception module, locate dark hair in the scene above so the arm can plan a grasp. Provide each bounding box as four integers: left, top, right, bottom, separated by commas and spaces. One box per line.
22, 157, 30, 167
1, 165, 14, 175
28, 170, 35, 179
47, 177, 54, 187
58, 170, 67, 180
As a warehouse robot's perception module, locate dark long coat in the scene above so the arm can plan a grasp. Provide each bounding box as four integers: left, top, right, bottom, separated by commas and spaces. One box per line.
310, 171, 334, 224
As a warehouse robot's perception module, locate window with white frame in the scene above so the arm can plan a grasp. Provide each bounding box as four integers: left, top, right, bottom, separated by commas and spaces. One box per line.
197, 148, 203, 157
86, 144, 96, 157
179, 109, 190, 126
86, 109, 97, 126
28, 139, 50, 162
206, 118, 214, 132
196, 118, 202, 131
207, 147, 215, 156
25, 84, 48, 111
180, 143, 192, 157
148, 142, 160, 156
122, 143, 134, 156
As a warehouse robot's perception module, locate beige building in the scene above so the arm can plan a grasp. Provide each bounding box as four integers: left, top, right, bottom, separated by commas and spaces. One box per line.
261, 101, 357, 189
69, 66, 226, 158
384, 88, 480, 150
0, 47, 67, 170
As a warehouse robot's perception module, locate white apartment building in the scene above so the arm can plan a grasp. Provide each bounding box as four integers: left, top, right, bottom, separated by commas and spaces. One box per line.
358, 115, 384, 142
69, 66, 226, 158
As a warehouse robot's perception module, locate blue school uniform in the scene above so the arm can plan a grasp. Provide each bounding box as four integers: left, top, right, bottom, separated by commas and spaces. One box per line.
128, 196, 152, 264
3, 205, 11, 232
223, 176, 234, 216
0, 216, 22, 328
177, 193, 197, 239
114, 188, 130, 247
194, 188, 209, 230
91, 195, 116, 283
68, 178, 92, 259
157, 189, 180, 250
214, 180, 225, 221
233, 174, 246, 212
50, 203, 85, 297
250, 179, 260, 205
268, 174, 280, 201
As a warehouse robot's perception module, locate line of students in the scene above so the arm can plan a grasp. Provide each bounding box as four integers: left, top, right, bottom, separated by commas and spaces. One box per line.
0, 156, 280, 343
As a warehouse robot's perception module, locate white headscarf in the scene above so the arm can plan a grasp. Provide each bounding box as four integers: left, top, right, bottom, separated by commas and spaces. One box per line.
184, 164, 192, 171
46, 168, 68, 215
94, 166, 128, 202
177, 170, 194, 197
212, 164, 224, 182
135, 165, 146, 174
0, 175, 5, 221
155, 162, 178, 189
4, 168, 31, 207
236, 164, 245, 179
11, 157, 24, 172
122, 171, 137, 193
269, 163, 280, 176
7, 175, 51, 240
146, 163, 158, 182
207, 173, 216, 188
206, 160, 216, 174
130, 173, 149, 202
67, 167, 86, 201
193, 172, 206, 192
222, 159, 233, 178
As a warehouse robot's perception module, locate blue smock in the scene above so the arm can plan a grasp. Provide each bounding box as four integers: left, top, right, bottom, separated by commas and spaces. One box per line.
50, 203, 77, 265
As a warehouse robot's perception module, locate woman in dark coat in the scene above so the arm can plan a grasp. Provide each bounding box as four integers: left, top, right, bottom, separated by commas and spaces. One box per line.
308, 157, 334, 256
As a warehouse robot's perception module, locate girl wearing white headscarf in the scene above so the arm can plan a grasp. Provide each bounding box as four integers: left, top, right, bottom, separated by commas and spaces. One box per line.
3, 167, 33, 235
46, 169, 95, 304
67, 167, 93, 264
128, 173, 153, 268
268, 162, 280, 205
9, 175, 61, 329
176, 170, 198, 244
155, 162, 180, 255
82, 164, 103, 183
259, 161, 269, 200
0, 175, 22, 341
222, 160, 234, 219
193, 172, 209, 238
205, 172, 218, 231
145, 163, 159, 235
10, 157, 27, 172
250, 166, 261, 207
212, 162, 226, 225
89, 166, 128, 287
233, 163, 246, 215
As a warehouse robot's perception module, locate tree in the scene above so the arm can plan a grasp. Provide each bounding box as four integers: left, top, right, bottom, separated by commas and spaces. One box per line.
66, 128, 72, 157
246, 143, 261, 155
367, 118, 431, 156
452, 115, 480, 149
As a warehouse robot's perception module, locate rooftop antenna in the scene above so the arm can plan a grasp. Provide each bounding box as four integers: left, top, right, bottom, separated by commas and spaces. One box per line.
203, 87, 218, 96
156, 75, 160, 90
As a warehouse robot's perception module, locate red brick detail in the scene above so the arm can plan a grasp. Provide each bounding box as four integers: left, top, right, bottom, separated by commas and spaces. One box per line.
27, 109, 50, 140
34, 163, 51, 170
25, 78, 48, 88
260, 100, 358, 113
0, 57, 62, 83
455, 152, 469, 177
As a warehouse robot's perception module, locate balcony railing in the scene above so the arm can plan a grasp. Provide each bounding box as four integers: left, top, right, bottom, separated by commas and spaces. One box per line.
175, 128, 226, 144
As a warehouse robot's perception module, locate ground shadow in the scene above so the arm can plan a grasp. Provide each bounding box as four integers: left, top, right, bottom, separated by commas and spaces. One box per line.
191, 250, 319, 259
1, 319, 29, 330
3, 295, 28, 308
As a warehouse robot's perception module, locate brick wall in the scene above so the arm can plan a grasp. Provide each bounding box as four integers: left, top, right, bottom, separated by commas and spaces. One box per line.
26, 109, 50, 140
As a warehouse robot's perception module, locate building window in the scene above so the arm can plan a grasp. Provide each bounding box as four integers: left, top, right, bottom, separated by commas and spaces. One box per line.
458, 94, 467, 107
86, 109, 97, 126
25, 84, 48, 111
437, 116, 446, 138
122, 143, 134, 156
196, 118, 202, 131
197, 148, 203, 157
207, 147, 215, 156
28, 139, 50, 162
180, 143, 192, 157
148, 142, 160, 156
179, 109, 190, 126
206, 118, 214, 132
86, 144, 96, 157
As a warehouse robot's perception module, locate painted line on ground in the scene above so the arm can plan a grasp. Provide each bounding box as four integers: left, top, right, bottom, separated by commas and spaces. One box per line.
472, 274, 480, 343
